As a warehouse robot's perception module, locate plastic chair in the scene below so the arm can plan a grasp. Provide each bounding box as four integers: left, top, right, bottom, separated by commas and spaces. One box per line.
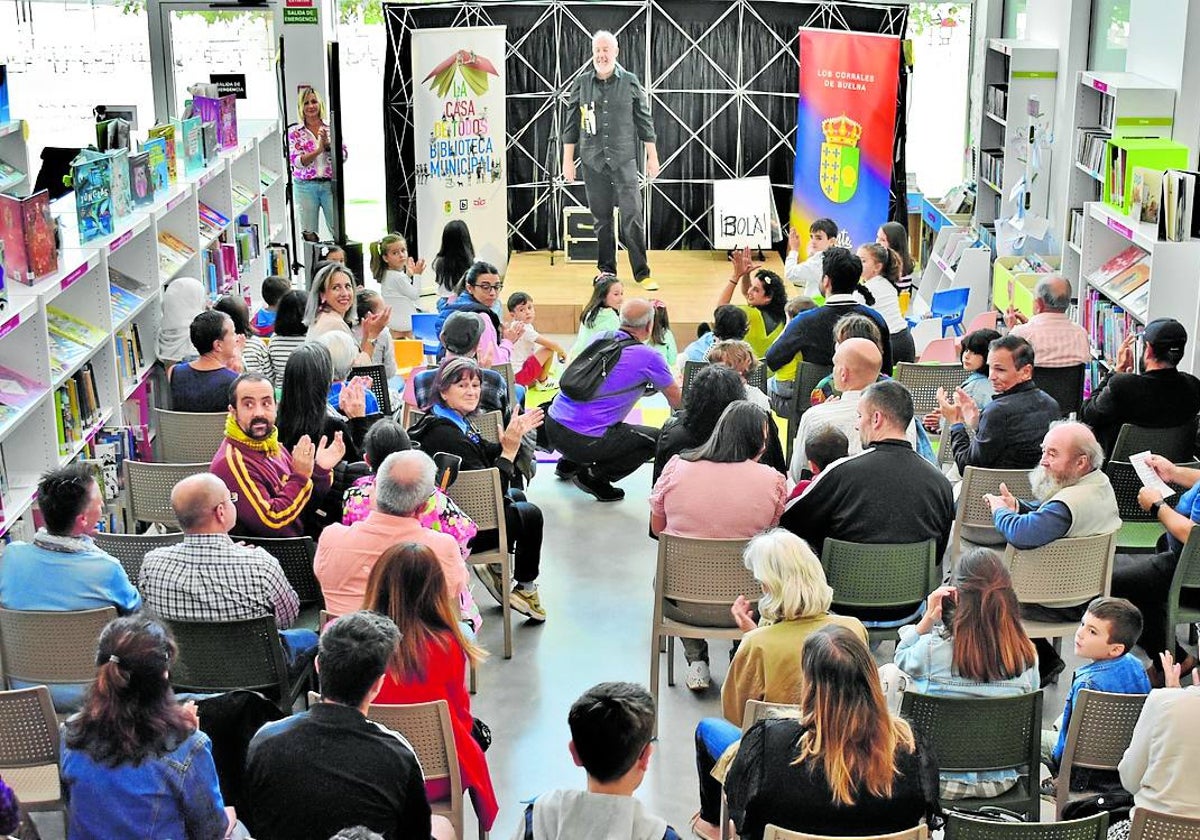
0, 607, 117, 693
746, 362, 768, 395
900, 690, 1044, 821
1054, 690, 1147, 819
237, 535, 323, 607
819, 539, 938, 644
491, 363, 516, 404
1111, 421, 1197, 463
156, 409, 229, 463
1005, 532, 1116, 642
412, 312, 442, 359
166, 615, 313, 714
1166, 529, 1200, 655
0, 687, 63, 814
681, 360, 709, 399
125, 461, 211, 529
648, 534, 755, 730
1129, 807, 1200, 840
349, 363, 393, 416
93, 531, 185, 585
1102, 460, 1198, 554
718, 699, 802, 839
474, 410, 503, 445
785, 362, 834, 463
1034, 365, 1085, 418
394, 338, 425, 371
764, 826, 929, 840
951, 467, 1034, 560
944, 813, 1109, 840
920, 337, 960, 363
966, 310, 1001, 334
894, 362, 967, 416
930, 287, 970, 336
445, 468, 514, 659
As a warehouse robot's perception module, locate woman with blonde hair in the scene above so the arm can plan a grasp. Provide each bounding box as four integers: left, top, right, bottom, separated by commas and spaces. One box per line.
689, 529, 869, 840
288, 85, 345, 241
304, 262, 390, 366
893, 547, 1038, 800
724, 625, 939, 840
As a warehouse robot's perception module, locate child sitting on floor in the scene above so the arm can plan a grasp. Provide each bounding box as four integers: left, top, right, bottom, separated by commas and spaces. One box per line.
506, 292, 567, 388
787, 425, 849, 500
648, 300, 677, 367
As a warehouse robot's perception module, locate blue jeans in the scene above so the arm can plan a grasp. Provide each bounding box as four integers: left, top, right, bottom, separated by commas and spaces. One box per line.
696, 717, 742, 823
294, 178, 336, 238
280, 628, 319, 672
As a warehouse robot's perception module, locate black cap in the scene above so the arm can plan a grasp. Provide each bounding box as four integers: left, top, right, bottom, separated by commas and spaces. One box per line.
1144, 318, 1188, 355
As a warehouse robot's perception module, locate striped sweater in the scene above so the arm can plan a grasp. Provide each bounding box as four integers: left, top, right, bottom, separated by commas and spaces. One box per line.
210, 435, 331, 538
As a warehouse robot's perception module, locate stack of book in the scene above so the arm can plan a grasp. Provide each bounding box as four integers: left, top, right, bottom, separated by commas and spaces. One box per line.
0, 364, 46, 434
109, 282, 145, 327
234, 219, 260, 271
158, 231, 196, 281
985, 84, 1009, 120
979, 149, 1004, 187
53, 363, 102, 455
231, 181, 257, 210
46, 307, 106, 379
115, 324, 147, 389
202, 240, 239, 298
1067, 208, 1085, 249
85, 426, 141, 532
1085, 244, 1151, 320
198, 201, 230, 242
266, 244, 289, 276
1075, 127, 1109, 176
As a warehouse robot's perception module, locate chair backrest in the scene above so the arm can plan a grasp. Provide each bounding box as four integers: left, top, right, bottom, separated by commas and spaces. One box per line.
411, 312, 442, 351
1105, 460, 1157, 521
656, 534, 756, 611
931, 286, 970, 315
920, 338, 960, 363
1111, 420, 1198, 463
367, 699, 464, 832
445, 468, 507, 561
0, 687, 62, 809
167, 615, 290, 699
394, 339, 425, 370
820, 539, 937, 616
900, 690, 1043, 819
787, 362, 834, 462
1004, 532, 1115, 608
966, 311, 1000, 334
1034, 365, 1085, 417
349, 364, 392, 416
681, 359, 709, 399
237, 535, 322, 606
155, 408, 229, 463
763, 826, 928, 840
92, 531, 185, 585
1129, 807, 1200, 840
125, 461, 211, 527
0, 607, 118, 687
894, 363, 966, 415
474, 410, 503, 444
1058, 690, 1146, 791
944, 813, 1109, 840
741, 699, 800, 731
746, 362, 769, 395
955, 467, 1035, 550
1168, 529, 1200, 631
491, 363, 516, 404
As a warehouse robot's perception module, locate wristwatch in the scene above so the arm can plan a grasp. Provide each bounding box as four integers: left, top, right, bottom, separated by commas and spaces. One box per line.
1149, 500, 1164, 518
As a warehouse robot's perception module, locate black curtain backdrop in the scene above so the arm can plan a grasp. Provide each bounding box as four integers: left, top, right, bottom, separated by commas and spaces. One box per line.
382, 0, 909, 257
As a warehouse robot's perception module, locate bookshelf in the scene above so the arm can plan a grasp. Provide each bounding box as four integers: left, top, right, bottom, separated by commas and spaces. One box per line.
1078, 201, 1200, 392
908, 224, 992, 354
974, 39, 1058, 232
0, 119, 291, 539
0, 119, 30, 196
1062, 71, 1176, 294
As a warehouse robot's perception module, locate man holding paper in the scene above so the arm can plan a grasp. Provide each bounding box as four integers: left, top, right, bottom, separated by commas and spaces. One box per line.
1112, 454, 1200, 686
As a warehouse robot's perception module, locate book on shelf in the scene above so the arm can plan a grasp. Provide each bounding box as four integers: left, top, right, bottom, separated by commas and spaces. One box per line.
0, 189, 57, 284
109, 263, 152, 293
1083, 288, 1137, 367
201, 121, 219, 165
202, 240, 240, 297
1159, 169, 1200, 242
1099, 92, 1115, 131
107, 148, 132, 221
235, 220, 260, 268
266, 244, 289, 276
95, 117, 131, 153
1130, 167, 1163, 225
158, 231, 197, 279
1107, 261, 1151, 299
141, 136, 169, 197
115, 323, 147, 384
231, 181, 257, 208
259, 166, 279, 188
0, 364, 45, 412
129, 151, 153, 209
985, 84, 1008, 120
70, 150, 114, 244
1087, 244, 1148, 293
147, 123, 177, 182
1068, 208, 1085, 249
47, 306, 106, 348
193, 94, 238, 150
109, 282, 145, 325
1075, 127, 1109, 175
1121, 281, 1151, 321
47, 332, 89, 379
53, 364, 102, 455
179, 116, 204, 177
0, 160, 24, 191
198, 201, 230, 241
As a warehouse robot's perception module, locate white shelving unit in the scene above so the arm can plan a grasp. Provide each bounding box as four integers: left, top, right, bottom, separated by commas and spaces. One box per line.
908, 225, 992, 354
0, 119, 290, 538
974, 39, 1058, 233
1062, 71, 1176, 294
0, 120, 30, 196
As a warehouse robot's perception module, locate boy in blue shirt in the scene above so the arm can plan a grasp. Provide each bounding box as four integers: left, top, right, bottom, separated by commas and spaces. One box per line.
1041, 597, 1151, 788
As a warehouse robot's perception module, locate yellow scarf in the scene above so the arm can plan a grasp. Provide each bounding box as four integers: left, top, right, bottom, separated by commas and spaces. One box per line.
224, 413, 281, 458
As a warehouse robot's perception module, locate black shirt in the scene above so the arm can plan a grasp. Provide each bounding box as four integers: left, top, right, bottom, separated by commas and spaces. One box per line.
948, 380, 1062, 474
1080, 367, 1200, 456
562, 63, 656, 170
244, 702, 432, 840
764, 298, 894, 377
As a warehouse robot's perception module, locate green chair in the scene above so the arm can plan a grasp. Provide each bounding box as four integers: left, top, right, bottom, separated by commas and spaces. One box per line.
1110, 421, 1196, 463
819, 539, 938, 644
1106, 460, 1167, 553
900, 690, 1043, 821
785, 361, 833, 463
944, 813, 1108, 840
1166, 529, 1200, 655
894, 362, 966, 416
1054, 689, 1147, 819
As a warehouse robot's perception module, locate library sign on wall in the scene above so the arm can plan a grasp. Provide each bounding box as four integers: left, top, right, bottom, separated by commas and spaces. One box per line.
410, 26, 508, 272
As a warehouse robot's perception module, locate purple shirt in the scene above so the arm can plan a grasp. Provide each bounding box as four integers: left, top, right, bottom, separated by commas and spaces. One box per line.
549, 331, 674, 438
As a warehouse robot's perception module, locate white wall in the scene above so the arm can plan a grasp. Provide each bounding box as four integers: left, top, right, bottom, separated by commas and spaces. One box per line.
1126, 0, 1200, 163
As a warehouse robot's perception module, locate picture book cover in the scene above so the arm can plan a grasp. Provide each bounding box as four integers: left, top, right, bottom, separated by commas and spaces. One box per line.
71, 150, 113, 244
19, 190, 56, 280
1107, 262, 1151, 299
147, 123, 177, 182
0, 363, 45, 410
96, 117, 131, 153
129, 151, 153, 208
1089, 245, 1147, 291
179, 116, 204, 177
47, 306, 106, 348
0, 193, 29, 283
107, 148, 131, 220
0, 160, 22, 190
194, 94, 237, 150
201, 121, 219, 165
141, 136, 168, 196
109, 282, 144, 324
47, 331, 88, 377
1131, 167, 1164, 225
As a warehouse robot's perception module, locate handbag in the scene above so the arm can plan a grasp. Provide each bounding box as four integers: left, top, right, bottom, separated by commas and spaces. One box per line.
471, 717, 492, 752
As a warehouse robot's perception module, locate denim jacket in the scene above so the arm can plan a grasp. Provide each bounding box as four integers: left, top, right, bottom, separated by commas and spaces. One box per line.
61, 728, 228, 840
562, 64, 656, 170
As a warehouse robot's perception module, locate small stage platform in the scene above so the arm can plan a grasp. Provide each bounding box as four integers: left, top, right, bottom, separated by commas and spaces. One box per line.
503, 249, 786, 339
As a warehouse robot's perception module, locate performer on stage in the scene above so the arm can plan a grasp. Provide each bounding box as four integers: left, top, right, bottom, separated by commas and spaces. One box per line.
562, 30, 661, 291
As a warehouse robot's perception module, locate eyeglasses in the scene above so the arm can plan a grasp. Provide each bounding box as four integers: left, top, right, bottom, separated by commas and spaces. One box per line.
214, 492, 239, 513
473, 282, 504, 293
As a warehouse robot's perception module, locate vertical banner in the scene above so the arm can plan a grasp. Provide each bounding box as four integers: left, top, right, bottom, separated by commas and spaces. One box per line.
793, 28, 900, 253
411, 26, 508, 273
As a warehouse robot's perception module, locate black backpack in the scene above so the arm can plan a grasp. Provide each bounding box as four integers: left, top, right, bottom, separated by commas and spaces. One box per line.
559, 334, 642, 400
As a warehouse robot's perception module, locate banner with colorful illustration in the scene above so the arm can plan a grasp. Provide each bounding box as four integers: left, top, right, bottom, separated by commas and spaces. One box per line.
793, 28, 900, 255
411, 26, 507, 272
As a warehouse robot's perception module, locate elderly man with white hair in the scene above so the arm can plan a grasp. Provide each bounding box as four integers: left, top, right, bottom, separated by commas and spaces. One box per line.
1006, 274, 1091, 367
985, 420, 1122, 683
562, 29, 661, 290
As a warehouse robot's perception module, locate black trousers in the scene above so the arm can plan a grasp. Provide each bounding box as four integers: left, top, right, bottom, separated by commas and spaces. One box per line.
546, 415, 658, 483
1111, 550, 1199, 660
469, 489, 543, 583
582, 161, 650, 281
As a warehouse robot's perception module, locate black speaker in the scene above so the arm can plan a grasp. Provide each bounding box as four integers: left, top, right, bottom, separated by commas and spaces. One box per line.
304, 239, 364, 287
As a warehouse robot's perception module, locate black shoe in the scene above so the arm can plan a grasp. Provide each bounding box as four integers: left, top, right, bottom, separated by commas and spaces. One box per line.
1039, 657, 1066, 688
572, 469, 625, 502
554, 461, 579, 480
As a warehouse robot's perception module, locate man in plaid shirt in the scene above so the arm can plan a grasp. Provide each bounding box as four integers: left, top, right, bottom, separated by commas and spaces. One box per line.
139, 473, 318, 663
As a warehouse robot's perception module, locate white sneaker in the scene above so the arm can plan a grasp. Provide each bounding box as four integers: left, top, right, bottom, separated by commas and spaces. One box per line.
685, 660, 711, 691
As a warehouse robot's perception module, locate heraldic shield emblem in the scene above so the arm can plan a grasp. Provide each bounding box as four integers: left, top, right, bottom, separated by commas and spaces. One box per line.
819, 114, 863, 204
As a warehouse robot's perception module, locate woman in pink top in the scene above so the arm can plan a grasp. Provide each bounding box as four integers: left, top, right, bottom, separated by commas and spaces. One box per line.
649, 400, 787, 690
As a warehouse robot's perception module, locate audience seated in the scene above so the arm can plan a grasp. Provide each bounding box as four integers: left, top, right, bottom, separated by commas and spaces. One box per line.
547, 298, 683, 502
649, 401, 787, 690
691, 530, 867, 840
244, 611, 454, 840
922, 328, 999, 433
408, 358, 548, 622
214, 294, 273, 382
938, 334, 1061, 474
984, 421, 1122, 683
682, 304, 750, 365
725, 625, 939, 840
1006, 275, 1091, 367
156, 276, 207, 368
316, 449, 467, 619
168, 310, 241, 412
789, 425, 848, 500
716, 249, 789, 361
267, 290, 311, 389
354, 289, 399, 378
61, 614, 247, 839
211, 373, 344, 538
363, 543, 497, 831
405, 310, 511, 418
857, 242, 914, 364
316, 330, 383, 417
435, 261, 522, 364
808, 313, 886, 406
1080, 317, 1200, 456
279, 343, 375, 466
251, 274, 291, 338
705, 339, 771, 412
139, 472, 318, 666
304, 263, 391, 366
780, 380, 954, 568
890, 548, 1038, 800
514, 681, 681, 840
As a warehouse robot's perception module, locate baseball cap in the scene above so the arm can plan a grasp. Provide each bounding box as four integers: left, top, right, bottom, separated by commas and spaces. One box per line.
1144, 318, 1188, 355
440, 311, 484, 355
